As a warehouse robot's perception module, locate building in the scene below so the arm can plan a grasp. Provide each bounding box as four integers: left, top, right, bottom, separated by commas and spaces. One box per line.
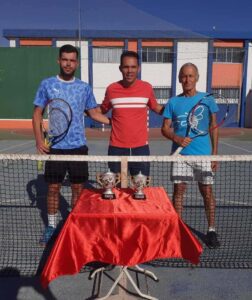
2, 0, 252, 127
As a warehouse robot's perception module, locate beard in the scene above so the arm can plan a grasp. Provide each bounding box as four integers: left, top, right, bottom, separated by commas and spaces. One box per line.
59, 67, 75, 80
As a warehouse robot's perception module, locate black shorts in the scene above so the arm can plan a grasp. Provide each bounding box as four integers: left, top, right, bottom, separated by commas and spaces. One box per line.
44, 145, 89, 184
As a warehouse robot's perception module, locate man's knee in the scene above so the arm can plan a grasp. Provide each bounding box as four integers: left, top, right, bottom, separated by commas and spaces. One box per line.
48, 184, 61, 195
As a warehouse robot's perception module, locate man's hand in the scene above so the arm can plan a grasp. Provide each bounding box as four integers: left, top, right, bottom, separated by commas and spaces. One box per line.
162, 118, 192, 148
33, 106, 50, 154
36, 138, 50, 154
211, 161, 218, 172
174, 136, 192, 148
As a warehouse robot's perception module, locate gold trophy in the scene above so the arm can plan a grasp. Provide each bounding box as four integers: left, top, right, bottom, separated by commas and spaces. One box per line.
96, 169, 120, 200
131, 171, 150, 200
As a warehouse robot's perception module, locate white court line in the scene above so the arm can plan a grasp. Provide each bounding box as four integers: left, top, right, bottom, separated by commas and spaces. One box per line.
216, 198, 250, 206
219, 141, 252, 153
188, 195, 250, 206
5, 197, 250, 207
0, 141, 34, 153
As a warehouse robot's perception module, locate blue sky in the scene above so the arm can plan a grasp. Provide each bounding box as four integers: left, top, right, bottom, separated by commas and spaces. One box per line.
0, 0, 251, 46
128, 0, 252, 32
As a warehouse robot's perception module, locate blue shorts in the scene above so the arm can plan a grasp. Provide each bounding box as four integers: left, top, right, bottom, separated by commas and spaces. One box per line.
108, 145, 150, 176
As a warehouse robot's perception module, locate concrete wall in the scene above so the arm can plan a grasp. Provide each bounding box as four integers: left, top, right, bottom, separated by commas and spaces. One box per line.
245, 43, 252, 127
9, 40, 16, 47
93, 63, 121, 103
246, 43, 252, 94
176, 41, 208, 94
141, 63, 172, 87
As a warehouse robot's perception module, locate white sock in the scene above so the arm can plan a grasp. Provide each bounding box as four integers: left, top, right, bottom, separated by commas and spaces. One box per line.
48, 213, 58, 228
208, 226, 216, 232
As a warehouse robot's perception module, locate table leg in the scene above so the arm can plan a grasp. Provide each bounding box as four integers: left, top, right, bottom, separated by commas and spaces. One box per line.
89, 265, 159, 300
89, 266, 106, 297
94, 267, 125, 300
131, 265, 159, 282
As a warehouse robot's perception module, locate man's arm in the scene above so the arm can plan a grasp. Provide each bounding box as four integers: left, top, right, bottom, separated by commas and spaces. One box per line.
152, 103, 164, 115
95, 106, 102, 114
210, 113, 218, 155
210, 113, 219, 170
86, 107, 110, 125
161, 118, 191, 148
32, 106, 49, 154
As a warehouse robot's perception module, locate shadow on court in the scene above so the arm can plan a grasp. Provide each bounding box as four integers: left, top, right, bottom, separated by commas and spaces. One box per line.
25, 175, 98, 277
0, 268, 56, 300
26, 174, 71, 226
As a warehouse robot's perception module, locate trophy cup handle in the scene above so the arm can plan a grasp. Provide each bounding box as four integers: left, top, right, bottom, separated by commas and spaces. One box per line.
146, 176, 151, 187
115, 173, 121, 186
129, 175, 134, 187
96, 173, 103, 187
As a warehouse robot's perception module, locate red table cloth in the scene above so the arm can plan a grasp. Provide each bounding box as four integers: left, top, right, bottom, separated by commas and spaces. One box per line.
41, 187, 202, 288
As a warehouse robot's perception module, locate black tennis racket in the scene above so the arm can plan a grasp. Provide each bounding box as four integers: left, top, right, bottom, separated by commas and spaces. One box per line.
173, 93, 230, 155
37, 98, 72, 171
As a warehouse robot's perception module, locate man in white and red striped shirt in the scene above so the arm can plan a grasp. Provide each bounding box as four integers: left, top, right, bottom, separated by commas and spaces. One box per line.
99, 51, 164, 175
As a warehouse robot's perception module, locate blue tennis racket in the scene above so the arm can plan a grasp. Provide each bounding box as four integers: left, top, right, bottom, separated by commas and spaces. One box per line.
43, 98, 73, 147
37, 98, 72, 171
173, 93, 230, 155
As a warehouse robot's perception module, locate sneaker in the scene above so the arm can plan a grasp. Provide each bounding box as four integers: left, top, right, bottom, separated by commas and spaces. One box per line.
206, 231, 220, 249
40, 226, 56, 245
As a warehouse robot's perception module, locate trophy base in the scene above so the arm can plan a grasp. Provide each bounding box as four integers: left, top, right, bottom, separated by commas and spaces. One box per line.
133, 193, 146, 200
102, 193, 116, 200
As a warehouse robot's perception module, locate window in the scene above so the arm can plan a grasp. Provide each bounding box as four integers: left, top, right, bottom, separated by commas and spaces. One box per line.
142, 47, 173, 63
93, 47, 123, 63
213, 47, 244, 63
212, 88, 240, 104
153, 87, 171, 104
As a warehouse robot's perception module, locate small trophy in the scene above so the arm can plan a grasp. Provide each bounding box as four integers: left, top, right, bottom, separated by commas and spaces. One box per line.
96, 169, 120, 200
131, 171, 150, 200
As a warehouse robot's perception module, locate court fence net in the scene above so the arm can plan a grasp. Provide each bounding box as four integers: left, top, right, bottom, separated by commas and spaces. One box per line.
0, 154, 251, 277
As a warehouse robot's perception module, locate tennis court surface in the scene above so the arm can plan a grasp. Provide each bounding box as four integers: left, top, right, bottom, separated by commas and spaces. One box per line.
0, 127, 251, 299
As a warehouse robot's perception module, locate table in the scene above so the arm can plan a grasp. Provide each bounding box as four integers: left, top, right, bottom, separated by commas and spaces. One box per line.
41, 187, 202, 297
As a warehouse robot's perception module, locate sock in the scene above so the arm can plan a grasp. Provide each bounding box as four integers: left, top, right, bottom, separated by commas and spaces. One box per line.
208, 226, 216, 232
48, 213, 58, 228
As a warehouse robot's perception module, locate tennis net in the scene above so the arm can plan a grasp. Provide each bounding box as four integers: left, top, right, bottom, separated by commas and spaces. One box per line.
0, 154, 251, 276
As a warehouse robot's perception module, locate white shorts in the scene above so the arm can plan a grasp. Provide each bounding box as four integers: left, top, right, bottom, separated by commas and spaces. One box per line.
171, 161, 214, 185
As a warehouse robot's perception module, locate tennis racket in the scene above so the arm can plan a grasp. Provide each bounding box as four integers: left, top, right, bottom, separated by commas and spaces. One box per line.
37, 125, 49, 171
43, 98, 73, 146
173, 93, 230, 155
37, 98, 73, 170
